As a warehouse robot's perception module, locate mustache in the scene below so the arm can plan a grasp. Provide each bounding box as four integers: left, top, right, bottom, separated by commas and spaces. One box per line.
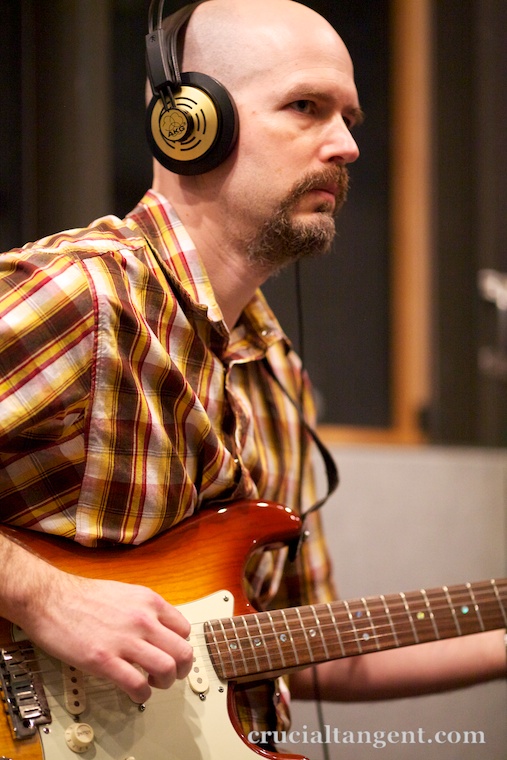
285, 165, 350, 212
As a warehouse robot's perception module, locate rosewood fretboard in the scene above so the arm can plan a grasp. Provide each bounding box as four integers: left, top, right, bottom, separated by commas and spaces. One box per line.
205, 579, 507, 681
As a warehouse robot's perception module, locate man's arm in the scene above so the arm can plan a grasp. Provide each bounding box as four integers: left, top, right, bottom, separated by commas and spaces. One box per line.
290, 629, 505, 701
0, 532, 193, 703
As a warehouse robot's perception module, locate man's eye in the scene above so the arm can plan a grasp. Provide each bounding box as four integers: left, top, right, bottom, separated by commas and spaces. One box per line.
290, 100, 314, 114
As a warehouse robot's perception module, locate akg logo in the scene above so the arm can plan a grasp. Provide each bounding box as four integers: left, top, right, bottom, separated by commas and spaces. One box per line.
160, 109, 189, 142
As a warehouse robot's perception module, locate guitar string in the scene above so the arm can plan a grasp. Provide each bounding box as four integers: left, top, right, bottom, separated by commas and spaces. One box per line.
13, 591, 505, 672
15, 591, 503, 688
7, 610, 493, 708
13, 586, 505, 694
13, 583, 506, 673
11, 601, 505, 708
196, 584, 506, 652
197, 604, 504, 672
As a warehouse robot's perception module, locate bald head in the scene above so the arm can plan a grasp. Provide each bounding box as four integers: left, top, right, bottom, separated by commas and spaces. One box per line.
178, 0, 353, 96
151, 0, 361, 323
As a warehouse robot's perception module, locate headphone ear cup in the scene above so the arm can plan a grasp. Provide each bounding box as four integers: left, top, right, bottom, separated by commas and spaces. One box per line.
146, 71, 238, 175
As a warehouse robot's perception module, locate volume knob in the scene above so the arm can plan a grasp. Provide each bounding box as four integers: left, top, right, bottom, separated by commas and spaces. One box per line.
65, 722, 95, 753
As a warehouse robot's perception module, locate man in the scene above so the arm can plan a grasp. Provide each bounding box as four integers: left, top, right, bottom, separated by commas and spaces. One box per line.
0, 0, 504, 742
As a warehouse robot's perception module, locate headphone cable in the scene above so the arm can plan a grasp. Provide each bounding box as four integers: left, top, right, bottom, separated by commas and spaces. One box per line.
296, 260, 332, 760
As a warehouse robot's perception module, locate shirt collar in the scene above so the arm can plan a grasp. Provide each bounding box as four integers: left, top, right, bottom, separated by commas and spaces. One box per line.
127, 189, 291, 359
127, 189, 224, 324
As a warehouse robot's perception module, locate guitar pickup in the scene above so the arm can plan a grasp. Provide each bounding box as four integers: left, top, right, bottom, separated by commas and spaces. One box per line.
0, 641, 51, 740
187, 652, 210, 695
187, 628, 210, 696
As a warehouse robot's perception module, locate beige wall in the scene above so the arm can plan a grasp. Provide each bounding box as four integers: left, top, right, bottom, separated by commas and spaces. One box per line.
285, 444, 507, 759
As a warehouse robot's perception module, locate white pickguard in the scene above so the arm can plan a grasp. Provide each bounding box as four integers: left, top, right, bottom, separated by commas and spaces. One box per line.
27, 591, 263, 760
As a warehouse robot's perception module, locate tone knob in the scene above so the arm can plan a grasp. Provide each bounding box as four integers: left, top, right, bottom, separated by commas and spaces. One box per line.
65, 722, 94, 753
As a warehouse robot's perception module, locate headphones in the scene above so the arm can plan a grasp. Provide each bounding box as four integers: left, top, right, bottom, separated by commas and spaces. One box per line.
145, 0, 239, 175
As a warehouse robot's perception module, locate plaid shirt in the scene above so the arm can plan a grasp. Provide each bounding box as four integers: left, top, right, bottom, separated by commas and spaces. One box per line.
0, 190, 335, 732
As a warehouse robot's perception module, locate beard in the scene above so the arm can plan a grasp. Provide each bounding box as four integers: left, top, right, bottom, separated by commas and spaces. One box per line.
245, 164, 350, 271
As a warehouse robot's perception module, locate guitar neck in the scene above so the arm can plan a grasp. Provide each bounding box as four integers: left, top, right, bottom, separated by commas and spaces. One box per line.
205, 578, 507, 680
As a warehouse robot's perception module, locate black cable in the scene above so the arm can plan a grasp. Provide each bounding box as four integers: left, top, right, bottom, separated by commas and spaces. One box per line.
295, 260, 306, 514
294, 260, 306, 379
312, 665, 331, 760
297, 261, 332, 760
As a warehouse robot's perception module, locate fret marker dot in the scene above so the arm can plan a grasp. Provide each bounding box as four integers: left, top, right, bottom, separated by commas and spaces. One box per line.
309, 629, 316, 638
355, 611, 363, 618
280, 634, 288, 643
230, 642, 238, 650
254, 638, 262, 647
362, 633, 370, 641
461, 606, 469, 615
416, 611, 425, 621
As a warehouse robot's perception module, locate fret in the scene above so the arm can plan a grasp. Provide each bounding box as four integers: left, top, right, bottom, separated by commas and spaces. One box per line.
342, 598, 380, 655
230, 617, 249, 672
204, 620, 229, 679
355, 595, 393, 651
291, 606, 328, 663
326, 601, 356, 658
420, 588, 440, 640
252, 613, 273, 673
466, 583, 485, 632
342, 599, 364, 654
443, 585, 461, 636
424, 586, 459, 638
295, 608, 314, 663
310, 605, 330, 661
492, 580, 507, 627
445, 585, 487, 636
361, 597, 381, 651
399, 592, 420, 644
380, 594, 400, 648
377, 593, 418, 646
266, 610, 290, 669
325, 602, 347, 658
280, 609, 300, 666
217, 618, 240, 677
468, 580, 507, 631
239, 616, 259, 672
402, 590, 448, 644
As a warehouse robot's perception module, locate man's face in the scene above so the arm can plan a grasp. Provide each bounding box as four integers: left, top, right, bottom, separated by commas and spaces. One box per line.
215, 31, 362, 271
244, 164, 350, 269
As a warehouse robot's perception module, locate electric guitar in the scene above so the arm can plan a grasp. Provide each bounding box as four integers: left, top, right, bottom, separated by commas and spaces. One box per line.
1, 500, 505, 760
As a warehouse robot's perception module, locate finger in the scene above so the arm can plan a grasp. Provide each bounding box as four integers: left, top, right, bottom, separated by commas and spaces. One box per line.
157, 601, 192, 639
98, 656, 152, 704
126, 603, 194, 677
121, 593, 191, 652
82, 637, 190, 701
132, 637, 193, 689
145, 626, 194, 679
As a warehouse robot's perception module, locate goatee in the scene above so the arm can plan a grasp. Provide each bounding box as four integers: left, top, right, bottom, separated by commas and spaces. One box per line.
245, 165, 349, 270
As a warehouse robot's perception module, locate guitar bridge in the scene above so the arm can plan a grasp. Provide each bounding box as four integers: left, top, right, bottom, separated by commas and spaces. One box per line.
0, 640, 51, 740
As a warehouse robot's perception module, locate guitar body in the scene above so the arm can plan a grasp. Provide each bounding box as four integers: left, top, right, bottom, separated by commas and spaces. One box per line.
0, 501, 306, 760
2, 500, 506, 760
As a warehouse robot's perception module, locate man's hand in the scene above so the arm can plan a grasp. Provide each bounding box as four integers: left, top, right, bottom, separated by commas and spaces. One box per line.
1, 534, 193, 704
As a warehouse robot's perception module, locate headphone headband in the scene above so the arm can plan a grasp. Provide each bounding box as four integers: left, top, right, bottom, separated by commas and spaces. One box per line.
146, 1, 207, 95
145, 1, 239, 175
